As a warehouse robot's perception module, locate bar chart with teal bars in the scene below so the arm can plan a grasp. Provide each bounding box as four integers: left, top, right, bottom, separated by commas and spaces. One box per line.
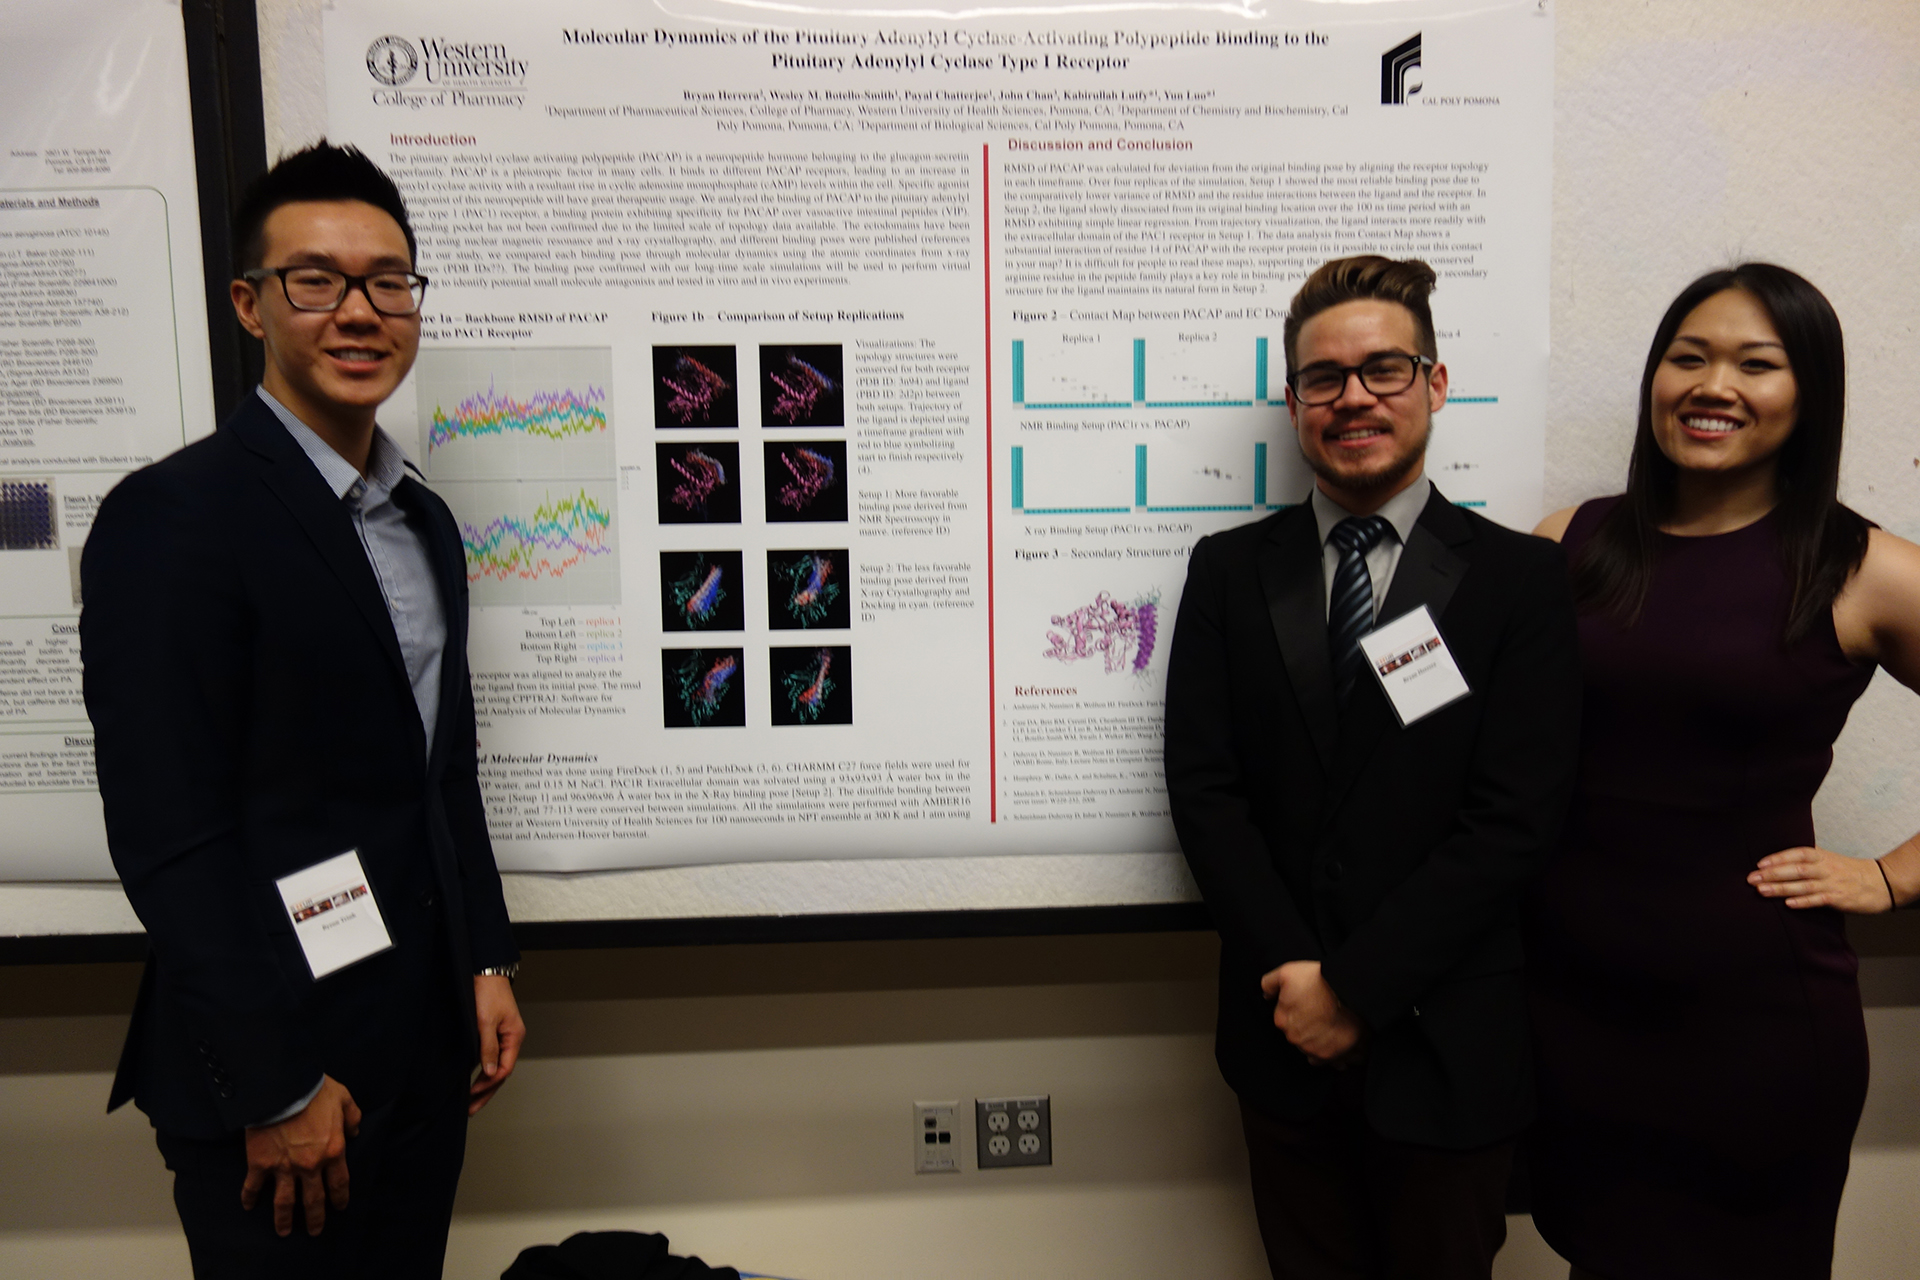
1011, 336, 1282, 410
1006, 332, 1502, 517
1011, 441, 1302, 516
1010, 335, 1503, 412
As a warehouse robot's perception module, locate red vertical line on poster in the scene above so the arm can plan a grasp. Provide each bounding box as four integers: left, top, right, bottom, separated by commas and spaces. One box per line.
982, 142, 997, 821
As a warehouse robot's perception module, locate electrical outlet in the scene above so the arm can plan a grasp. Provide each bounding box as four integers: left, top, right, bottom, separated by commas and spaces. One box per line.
975, 1095, 1051, 1169
914, 1101, 960, 1174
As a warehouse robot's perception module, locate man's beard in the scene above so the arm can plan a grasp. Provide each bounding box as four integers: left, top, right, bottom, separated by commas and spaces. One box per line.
1302, 415, 1429, 494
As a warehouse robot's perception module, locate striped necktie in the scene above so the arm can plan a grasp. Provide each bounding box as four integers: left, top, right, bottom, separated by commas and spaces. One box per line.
1328, 515, 1393, 701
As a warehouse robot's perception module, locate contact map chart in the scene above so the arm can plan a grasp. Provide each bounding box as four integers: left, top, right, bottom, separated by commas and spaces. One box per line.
1012, 336, 1280, 411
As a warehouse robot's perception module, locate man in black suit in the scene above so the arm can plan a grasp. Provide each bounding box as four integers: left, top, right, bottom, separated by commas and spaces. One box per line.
1164, 256, 1580, 1279
81, 144, 522, 1277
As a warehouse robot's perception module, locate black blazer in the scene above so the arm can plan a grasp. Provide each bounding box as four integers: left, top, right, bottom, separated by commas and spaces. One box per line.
81, 393, 518, 1139
1164, 488, 1580, 1148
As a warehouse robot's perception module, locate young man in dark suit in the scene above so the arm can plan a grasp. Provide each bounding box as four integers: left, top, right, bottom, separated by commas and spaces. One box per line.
81, 144, 522, 1277
1164, 256, 1581, 1279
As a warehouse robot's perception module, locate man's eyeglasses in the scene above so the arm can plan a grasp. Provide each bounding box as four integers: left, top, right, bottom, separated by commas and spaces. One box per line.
1288, 353, 1432, 406
243, 267, 429, 317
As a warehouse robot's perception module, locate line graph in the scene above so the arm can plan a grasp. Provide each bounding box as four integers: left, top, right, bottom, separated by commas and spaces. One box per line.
428, 384, 608, 452
441, 480, 621, 606
415, 348, 615, 482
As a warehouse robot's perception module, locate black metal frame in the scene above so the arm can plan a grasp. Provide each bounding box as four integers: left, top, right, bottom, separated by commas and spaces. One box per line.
0, 903, 1214, 966
181, 0, 268, 421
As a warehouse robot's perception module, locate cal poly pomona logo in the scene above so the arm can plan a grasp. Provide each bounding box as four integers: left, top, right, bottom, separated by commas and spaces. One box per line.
1381, 32, 1421, 105
367, 36, 420, 86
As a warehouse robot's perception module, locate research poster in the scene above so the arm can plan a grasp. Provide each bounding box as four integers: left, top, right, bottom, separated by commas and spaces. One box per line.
0, 1, 213, 879
314, 0, 1552, 872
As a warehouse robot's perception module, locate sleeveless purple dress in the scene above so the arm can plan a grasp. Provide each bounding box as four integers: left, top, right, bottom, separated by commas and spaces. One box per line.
1526, 498, 1874, 1280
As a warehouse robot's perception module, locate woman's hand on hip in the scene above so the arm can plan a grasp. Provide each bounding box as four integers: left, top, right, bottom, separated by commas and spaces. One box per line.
1750, 845, 1894, 913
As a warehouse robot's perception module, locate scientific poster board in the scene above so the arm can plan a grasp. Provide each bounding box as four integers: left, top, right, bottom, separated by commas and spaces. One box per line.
0, 0, 1551, 889
0, 0, 214, 880
319, 0, 1551, 874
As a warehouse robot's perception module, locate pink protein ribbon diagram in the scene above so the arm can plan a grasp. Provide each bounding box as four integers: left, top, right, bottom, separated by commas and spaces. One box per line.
661, 354, 732, 426
776, 446, 836, 512
768, 353, 836, 425
1043, 590, 1160, 674
668, 448, 728, 515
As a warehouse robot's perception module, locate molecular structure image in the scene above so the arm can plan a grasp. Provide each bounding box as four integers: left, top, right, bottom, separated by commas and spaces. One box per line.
661, 354, 732, 426
1043, 590, 1160, 675
768, 353, 837, 425
667, 448, 728, 516
0, 479, 57, 550
775, 447, 836, 512
777, 552, 840, 627
783, 648, 836, 723
674, 650, 739, 726
670, 558, 726, 628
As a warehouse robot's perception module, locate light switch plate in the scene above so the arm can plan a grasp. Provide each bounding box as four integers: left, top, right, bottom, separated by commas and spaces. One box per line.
914, 1100, 960, 1173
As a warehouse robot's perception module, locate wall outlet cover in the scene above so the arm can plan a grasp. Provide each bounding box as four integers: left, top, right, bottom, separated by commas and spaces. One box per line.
975, 1095, 1050, 1169
914, 1100, 960, 1174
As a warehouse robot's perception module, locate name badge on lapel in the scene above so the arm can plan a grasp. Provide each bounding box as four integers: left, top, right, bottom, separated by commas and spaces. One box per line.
1358, 604, 1471, 727
275, 850, 394, 980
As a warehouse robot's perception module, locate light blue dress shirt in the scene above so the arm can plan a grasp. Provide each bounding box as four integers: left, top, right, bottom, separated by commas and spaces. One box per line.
258, 387, 447, 748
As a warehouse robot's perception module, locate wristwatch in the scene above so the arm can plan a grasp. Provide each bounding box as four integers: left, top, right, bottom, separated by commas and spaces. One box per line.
475, 964, 520, 983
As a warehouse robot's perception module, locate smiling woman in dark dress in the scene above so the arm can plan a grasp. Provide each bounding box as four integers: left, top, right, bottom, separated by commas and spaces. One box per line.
1525, 263, 1920, 1280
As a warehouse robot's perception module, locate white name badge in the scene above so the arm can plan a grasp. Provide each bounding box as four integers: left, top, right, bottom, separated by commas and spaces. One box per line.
1358, 604, 1472, 727
275, 850, 394, 980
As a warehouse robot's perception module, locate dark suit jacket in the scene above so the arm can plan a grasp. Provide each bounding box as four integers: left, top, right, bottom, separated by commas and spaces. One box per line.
81, 393, 518, 1139
1164, 487, 1580, 1149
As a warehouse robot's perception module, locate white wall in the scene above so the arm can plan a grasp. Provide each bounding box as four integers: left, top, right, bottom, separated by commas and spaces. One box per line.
1546, 0, 1920, 866
1, 945, 1917, 1279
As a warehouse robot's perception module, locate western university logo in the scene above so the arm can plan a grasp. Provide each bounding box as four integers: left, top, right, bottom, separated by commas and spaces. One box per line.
367, 36, 419, 87
1382, 33, 1422, 105
365, 35, 529, 107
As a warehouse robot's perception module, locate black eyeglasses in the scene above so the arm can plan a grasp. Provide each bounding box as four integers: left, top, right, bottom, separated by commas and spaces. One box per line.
243, 267, 429, 317
1288, 353, 1432, 406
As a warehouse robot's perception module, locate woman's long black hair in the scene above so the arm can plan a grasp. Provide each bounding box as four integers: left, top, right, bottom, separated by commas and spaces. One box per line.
1571, 262, 1871, 643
